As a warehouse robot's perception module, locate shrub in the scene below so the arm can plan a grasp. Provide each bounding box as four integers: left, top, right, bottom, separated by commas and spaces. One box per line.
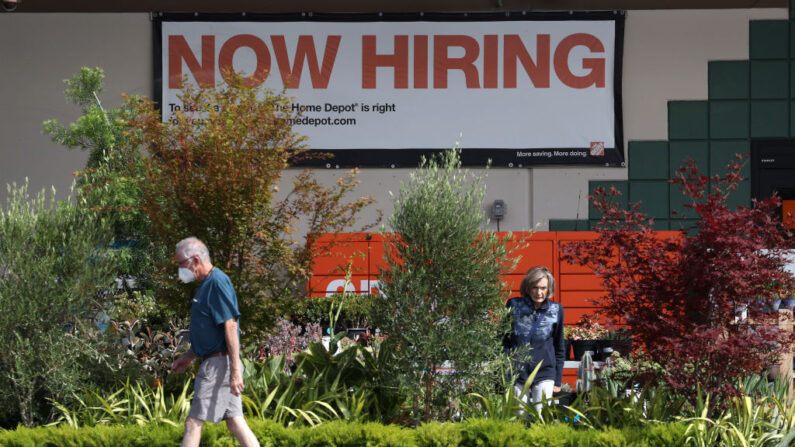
291, 293, 377, 329
111, 318, 191, 381
48, 376, 192, 428
43, 67, 166, 325
0, 182, 119, 427
373, 148, 517, 422
124, 72, 377, 339
0, 418, 690, 446
251, 318, 322, 367
560, 157, 794, 407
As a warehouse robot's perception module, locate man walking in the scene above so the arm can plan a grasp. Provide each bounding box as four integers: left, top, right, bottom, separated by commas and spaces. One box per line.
171, 237, 259, 447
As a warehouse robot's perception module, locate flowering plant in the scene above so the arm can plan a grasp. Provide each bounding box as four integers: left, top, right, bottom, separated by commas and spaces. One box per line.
566, 314, 608, 340
253, 318, 322, 368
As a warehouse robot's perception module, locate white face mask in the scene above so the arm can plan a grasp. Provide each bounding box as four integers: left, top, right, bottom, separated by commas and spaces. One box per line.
178, 267, 195, 284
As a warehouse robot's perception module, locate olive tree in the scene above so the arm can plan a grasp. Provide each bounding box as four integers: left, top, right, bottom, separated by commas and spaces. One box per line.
373, 148, 516, 422
0, 183, 119, 427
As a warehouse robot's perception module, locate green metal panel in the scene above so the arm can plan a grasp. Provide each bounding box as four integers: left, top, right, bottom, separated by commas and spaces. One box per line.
750, 20, 789, 60
710, 140, 751, 177
709, 61, 749, 100
549, 219, 589, 231
649, 219, 670, 231
751, 100, 789, 137
790, 22, 795, 56
669, 140, 709, 179
588, 180, 628, 220
630, 181, 670, 219
628, 141, 668, 180
668, 101, 708, 140
751, 60, 789, 99
726, 181, 752, 210
709, 101, 749, 139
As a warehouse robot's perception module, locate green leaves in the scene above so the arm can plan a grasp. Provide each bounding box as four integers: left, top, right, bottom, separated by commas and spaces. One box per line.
125, 72, 376, 337
375, 147, 516, 422
48, 378, 193, 428
0, 182, 118, 426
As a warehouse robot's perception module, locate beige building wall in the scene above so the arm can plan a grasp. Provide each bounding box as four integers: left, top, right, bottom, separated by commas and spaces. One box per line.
0, 9, 787, 233
0, 13, 151, 201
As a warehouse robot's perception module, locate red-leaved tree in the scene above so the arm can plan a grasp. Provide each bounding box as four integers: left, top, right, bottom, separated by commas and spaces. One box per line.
560, 156, 794, 402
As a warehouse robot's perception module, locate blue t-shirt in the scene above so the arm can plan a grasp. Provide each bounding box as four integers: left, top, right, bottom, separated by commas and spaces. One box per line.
189, 268, 241, 357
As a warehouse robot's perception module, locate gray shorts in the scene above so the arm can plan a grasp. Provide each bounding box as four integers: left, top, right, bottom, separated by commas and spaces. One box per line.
188, 355, 244, 423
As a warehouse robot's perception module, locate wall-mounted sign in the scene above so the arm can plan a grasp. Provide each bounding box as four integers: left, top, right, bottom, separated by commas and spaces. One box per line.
154, 12, 625, 167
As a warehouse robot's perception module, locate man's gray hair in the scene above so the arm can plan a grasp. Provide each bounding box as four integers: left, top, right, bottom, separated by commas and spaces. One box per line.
175, 237, 211, 263
519, 266, 555, 299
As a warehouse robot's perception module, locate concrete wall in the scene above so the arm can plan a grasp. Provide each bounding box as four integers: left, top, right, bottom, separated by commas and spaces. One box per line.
0, 9, 787, 234
0, 13, 151, 201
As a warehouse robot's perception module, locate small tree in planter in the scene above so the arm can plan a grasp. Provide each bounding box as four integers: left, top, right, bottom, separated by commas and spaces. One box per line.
561, 156, 794, 407
372, 148, 517, 423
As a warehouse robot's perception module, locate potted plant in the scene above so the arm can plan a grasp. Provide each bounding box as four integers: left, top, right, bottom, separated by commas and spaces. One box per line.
604, 327, 633, 358
568, 315, 608, 361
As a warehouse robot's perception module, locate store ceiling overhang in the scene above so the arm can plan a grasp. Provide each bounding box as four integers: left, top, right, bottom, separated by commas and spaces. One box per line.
5, 0, 788, 13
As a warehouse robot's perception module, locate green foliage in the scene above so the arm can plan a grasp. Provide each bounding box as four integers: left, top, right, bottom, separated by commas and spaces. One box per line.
461, 361, 541, 422
0, 182, 121, 428
43, 67, 118, 169
290, 293, 376, 328
125, 73, 377, 338
242, 332, 401, 426
110, 319, 191, 380
680, 388, 795, 447
43, 66, 165, 324
374, 147, 517, 422
49, 377, 192, 428
0, 418, 690, 446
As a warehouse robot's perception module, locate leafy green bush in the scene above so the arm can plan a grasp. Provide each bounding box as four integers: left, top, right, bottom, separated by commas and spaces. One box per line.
0, 418, 689, 446
0, 182, 122, 427
290, 293, 377, 328
374, 148, 517, 422
110, 318, 190, 381
43, 67, 169, 332
49, 377, 192, 428
242, 330, 402, 426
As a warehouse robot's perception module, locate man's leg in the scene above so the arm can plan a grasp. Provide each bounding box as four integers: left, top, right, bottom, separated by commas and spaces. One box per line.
226, 416, 260, 447
181, 416, 204, 447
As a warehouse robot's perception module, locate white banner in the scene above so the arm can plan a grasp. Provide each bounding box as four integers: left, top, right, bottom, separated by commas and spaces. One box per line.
159, 16, 621, 164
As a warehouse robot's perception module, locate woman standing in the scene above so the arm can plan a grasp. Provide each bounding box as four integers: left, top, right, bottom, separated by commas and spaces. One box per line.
504, 266, 565, 412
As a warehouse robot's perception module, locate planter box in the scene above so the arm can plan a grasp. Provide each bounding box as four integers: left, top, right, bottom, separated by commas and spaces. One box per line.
570, 340, 598, 361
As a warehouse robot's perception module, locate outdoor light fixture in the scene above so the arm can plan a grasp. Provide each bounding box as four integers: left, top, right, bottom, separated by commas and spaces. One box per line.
2, 0, 20, 12
492, 199, 506, 231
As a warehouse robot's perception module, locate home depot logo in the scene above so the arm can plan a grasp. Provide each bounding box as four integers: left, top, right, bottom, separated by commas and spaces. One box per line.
590, 141, 605, 156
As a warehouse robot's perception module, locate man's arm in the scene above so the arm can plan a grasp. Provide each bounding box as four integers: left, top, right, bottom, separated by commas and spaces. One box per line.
172, 347, 196, 373
224, 318, 244, 396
